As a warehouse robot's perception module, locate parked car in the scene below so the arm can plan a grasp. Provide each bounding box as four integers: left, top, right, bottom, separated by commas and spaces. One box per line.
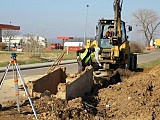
50, 43, 63, 49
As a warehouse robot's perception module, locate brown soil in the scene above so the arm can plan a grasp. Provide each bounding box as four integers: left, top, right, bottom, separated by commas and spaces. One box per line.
1, 65, 160, 120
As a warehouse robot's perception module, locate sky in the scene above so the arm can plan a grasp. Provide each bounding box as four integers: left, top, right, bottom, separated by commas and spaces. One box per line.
1, 0, 160, 40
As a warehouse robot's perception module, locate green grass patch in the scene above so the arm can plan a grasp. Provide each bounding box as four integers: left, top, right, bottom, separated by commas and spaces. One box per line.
18, 58, 43, 65
138, 58, 160, 69
0, 62, 9, 67
0, 50, 76, 67
0, 58, 43, 67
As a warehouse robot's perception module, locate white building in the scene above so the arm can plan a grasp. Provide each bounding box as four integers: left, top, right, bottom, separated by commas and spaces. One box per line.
64, 42, 84, 47
2, 35, 47, 48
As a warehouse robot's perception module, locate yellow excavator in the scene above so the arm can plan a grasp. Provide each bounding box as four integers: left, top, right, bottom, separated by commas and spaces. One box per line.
86, 0, 137, 71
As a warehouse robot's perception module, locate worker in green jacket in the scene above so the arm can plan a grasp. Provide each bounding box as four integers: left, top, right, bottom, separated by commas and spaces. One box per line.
76, 47, 101, 73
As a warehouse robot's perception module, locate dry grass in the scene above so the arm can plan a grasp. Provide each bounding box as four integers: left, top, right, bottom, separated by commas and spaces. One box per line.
0, 50, 76, 67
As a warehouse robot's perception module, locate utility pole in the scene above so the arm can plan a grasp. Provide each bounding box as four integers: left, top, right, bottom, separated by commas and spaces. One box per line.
84, 5, 89, 46
8, 22, 12, 51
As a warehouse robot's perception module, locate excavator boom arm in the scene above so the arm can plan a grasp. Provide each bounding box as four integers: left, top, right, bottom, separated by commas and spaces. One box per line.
113, 0, 123, 38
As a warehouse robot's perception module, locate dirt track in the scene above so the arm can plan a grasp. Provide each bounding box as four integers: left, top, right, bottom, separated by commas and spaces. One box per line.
1, 64, 160, 120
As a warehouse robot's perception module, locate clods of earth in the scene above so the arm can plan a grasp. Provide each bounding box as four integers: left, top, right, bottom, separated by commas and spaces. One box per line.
0, 65, 160, 120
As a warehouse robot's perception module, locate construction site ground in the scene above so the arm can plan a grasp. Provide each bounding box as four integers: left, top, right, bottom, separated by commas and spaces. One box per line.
1, 54, 160, 119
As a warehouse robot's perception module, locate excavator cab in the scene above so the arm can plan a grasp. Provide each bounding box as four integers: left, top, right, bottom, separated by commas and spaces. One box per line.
96, 19, 128, 48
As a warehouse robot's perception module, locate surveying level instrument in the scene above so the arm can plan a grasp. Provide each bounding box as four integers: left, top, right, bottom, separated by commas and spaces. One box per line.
11, 52, 17, 60
0, 52, 38, 120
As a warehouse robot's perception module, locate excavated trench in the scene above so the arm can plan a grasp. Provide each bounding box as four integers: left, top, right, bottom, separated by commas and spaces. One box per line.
26, 66, 93, 100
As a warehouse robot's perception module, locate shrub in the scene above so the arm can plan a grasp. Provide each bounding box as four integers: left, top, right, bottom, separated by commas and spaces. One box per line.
0, 42, 7, 51
23, 38, 44, 58
130, 41, 143, 53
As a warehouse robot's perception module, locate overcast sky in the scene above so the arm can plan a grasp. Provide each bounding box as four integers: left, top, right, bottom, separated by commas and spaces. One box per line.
1, 0, 159, 39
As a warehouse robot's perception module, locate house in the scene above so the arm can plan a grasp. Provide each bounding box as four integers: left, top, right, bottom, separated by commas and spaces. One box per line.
2, 35, 47, 49
64, 42, 84, 51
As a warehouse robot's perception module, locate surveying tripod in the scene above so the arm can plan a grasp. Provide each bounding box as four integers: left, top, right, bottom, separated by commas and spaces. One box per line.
0, 53, 38, 120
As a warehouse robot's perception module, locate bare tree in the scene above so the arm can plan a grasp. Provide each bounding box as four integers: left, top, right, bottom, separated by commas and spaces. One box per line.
3, 30, 20, 50
133, 9, 160, 46
23, 34, 44, 58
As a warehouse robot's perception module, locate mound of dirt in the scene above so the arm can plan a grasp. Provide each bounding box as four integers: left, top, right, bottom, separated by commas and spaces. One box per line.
1, 66, 160, 120
97, 66, 160, 120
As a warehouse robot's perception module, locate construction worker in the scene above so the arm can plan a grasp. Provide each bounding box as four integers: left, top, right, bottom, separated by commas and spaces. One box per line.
76, 47, 101, 73
106, 26, 114, 39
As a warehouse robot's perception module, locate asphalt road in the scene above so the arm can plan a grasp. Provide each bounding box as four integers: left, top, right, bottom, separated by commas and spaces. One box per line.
0, 62, 78, 80
0, 50, 160, 80
137, 50, 160, 65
